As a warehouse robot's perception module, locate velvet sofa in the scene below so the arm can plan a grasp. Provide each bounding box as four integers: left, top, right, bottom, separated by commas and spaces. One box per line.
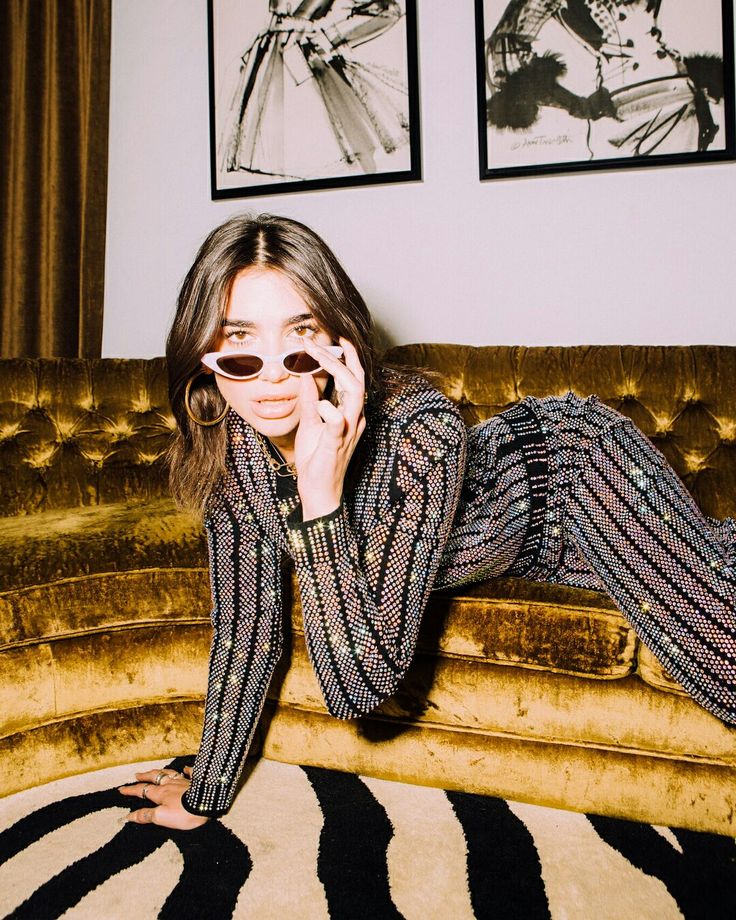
2, 346, 735, 834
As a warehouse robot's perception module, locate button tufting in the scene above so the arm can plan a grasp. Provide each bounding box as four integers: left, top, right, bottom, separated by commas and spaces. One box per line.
25, 446, 58, 469
137, 451, 165, 465
0, 423, 22, 441
0, 357, 178, 516
79, 448, 108, 465
682, 450, 709, 473
55, 422, 77, 441
107, 420, 135, 439
715, 420, 736, 443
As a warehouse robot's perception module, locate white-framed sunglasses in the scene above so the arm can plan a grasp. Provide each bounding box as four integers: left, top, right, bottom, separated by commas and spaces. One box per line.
201, 346, 343, 381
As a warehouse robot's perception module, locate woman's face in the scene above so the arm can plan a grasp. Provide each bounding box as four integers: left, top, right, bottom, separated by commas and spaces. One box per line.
210, 267, 334, 447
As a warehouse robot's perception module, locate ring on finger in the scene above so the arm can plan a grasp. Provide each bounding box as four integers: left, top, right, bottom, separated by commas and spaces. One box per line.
141, 784, 151, 800
155, 771, 167, 785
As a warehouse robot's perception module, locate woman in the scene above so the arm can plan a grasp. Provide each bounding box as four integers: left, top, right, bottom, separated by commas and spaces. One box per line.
120, 213, 736, 829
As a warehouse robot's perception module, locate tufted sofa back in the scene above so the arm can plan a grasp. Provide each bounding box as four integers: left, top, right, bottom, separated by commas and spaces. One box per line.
0, 358, 174, 515
2, 347, 735, 520
386, 344, 736, 521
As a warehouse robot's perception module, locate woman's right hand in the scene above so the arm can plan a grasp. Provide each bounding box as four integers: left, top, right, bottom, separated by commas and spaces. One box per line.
294, 337, 366, 520
118, 766, 209, 830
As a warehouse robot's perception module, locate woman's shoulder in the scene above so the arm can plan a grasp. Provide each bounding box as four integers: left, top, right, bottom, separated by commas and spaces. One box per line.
375, 367, 459, 415
371, 367, 466, 446
360, 369, 466, 499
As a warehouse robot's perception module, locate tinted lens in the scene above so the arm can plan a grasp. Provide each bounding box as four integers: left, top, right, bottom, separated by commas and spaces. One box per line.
283, 351, 321, 374
217, 354, 263, 378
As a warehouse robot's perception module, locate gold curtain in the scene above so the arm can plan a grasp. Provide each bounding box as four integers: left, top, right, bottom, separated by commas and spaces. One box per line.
0, 0, 111, 358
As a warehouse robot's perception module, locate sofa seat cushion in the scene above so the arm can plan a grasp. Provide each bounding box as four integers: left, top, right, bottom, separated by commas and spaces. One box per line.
423, 577, 638, 677
4, 504, 635, 681
3, 619, 211, 739
0, 567, 212, 648
1, 567, 213, 739
0, 498, 206, 595
3, 567, 641, 761
288, 573, 639, 681
272, 634, 736, 764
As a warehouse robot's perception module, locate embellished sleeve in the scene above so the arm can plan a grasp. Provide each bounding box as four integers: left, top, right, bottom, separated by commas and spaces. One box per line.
286, 407, 467, 719
182, 494, 284, 818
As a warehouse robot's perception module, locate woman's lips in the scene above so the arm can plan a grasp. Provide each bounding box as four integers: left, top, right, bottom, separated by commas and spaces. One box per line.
251, 395, 297, 419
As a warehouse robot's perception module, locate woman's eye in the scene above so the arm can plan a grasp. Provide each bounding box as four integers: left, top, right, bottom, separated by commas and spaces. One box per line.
225, 329, 251, 344
291, 323, 319, 339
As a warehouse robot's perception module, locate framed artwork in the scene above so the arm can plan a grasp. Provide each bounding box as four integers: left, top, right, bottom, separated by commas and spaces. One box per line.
208, 0, 421, 199
475, 0, 736, 179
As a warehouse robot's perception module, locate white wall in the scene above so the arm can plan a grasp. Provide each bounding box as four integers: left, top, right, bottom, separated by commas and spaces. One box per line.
103, 1, 736, 358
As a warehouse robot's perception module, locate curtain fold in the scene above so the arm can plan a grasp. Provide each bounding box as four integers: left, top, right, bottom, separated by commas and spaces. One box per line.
1, 0, 111, 358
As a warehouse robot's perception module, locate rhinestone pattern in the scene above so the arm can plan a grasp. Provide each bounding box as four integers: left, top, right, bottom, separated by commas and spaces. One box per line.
183, 380, 736, 816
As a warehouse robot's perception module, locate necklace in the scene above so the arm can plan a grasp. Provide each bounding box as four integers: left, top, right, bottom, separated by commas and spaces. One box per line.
255, 431, 297, 480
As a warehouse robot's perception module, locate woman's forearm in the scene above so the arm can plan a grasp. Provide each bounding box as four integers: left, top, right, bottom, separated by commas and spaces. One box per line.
184, 502, 284, 817
288, 408, 467, 719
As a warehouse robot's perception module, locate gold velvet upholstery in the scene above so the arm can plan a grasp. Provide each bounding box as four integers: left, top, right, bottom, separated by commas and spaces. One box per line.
2, 349, 735, 833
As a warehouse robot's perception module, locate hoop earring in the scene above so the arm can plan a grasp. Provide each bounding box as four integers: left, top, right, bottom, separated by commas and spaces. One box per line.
184, 375, 228, 427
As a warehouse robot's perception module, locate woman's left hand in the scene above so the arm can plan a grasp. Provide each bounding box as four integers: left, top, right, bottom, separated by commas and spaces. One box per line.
294, 336, 366, 520
118, 767, 208, 830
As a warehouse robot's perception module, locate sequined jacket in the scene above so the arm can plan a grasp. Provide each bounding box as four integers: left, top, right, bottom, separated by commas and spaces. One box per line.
182, 374, 535, 817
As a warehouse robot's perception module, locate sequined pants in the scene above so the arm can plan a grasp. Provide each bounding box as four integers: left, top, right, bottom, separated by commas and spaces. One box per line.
506, 393, 736, 724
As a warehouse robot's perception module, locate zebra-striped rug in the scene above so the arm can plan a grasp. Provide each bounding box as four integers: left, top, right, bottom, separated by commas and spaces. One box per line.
1, 756, 734, 919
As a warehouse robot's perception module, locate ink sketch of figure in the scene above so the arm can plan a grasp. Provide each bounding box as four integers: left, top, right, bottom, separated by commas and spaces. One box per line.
216, 0, 411, 183
484, 0, 727, 166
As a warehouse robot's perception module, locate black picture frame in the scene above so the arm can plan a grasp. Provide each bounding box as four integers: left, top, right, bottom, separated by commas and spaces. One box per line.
475, 0, 736, 180
208, 0, 421, 199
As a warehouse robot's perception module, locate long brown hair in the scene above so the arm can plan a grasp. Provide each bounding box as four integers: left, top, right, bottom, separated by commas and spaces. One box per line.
167, 213, 392, 513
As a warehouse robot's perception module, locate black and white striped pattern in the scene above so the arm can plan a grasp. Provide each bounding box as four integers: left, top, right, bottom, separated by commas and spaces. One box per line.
1, 758, 735, 919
